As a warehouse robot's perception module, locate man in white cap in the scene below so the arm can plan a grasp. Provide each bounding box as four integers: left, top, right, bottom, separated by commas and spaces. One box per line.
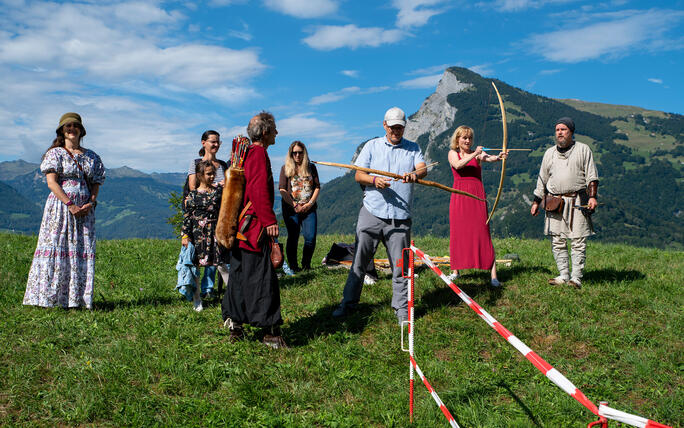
332, 107, 427, 325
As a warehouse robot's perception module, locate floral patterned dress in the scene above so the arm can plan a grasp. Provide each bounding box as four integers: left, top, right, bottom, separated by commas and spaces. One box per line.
23, 147, 106, 309
182, 188, 227, 266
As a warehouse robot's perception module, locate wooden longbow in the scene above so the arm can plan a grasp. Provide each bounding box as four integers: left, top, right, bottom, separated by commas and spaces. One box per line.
486, 81, 508, 224
314, 161, 484, 202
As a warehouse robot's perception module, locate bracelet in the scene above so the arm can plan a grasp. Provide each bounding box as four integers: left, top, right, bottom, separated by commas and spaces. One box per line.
65, 200, 73, 206
372, 176, 377, 186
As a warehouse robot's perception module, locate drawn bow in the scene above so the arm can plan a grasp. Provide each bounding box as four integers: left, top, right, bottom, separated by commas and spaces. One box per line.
313, 161, 484, 201
486, 81, 508, 224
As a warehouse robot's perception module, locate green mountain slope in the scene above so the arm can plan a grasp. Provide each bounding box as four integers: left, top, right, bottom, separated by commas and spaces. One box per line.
0, 181, 41, 233
317, 67, 683, 249
0, 166, 181, 239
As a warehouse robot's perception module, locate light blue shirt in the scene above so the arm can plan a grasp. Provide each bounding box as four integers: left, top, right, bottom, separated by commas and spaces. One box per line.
355, 136, 425, 220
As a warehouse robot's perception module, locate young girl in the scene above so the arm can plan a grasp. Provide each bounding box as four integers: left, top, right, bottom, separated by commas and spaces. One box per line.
181, 160, 229, 311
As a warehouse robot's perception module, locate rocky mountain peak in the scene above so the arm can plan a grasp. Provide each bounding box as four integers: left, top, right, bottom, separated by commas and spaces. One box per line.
404, 69, 473, 151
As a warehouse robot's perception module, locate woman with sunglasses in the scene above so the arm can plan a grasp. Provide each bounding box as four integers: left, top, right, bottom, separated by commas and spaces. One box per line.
278, 141, 320, 271
23, 112, 106, 309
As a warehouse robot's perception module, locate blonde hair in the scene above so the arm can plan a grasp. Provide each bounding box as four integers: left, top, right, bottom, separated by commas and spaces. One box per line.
284, 141, 311, 178
449, 126, 474, 151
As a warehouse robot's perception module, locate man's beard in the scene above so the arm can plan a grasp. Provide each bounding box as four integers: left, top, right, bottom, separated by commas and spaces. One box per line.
556, 136, 573, 148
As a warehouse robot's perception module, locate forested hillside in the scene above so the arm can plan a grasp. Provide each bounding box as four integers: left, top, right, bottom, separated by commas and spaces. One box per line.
317, 67, 683, 249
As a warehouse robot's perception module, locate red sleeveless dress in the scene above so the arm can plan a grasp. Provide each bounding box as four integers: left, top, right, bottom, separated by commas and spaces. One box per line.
449, 152, 495, 270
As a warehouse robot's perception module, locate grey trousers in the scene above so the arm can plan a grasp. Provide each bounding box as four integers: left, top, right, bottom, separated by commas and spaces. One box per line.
551, 235, 587, 281
339, 206, 411, 318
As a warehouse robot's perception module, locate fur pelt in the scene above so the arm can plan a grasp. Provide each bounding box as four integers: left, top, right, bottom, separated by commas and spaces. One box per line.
215, 167, 245, 249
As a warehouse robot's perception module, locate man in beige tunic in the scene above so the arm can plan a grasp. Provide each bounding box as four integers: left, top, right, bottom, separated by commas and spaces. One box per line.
531, 117, 598, 288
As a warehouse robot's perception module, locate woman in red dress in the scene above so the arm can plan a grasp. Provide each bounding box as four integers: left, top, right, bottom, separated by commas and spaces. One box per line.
448, 125, 506, 286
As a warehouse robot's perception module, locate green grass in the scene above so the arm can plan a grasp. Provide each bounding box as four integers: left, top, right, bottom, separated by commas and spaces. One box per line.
1, 233, 682, 427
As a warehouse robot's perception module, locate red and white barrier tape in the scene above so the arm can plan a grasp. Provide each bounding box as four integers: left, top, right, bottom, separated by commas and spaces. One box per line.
411, 245, 599, 415
410, 356, 460, 428
410, 245, 672, 428
598, 404, 671, 428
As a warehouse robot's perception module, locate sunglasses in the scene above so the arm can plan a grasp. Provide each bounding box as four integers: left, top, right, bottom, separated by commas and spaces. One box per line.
292, 151, 304, 156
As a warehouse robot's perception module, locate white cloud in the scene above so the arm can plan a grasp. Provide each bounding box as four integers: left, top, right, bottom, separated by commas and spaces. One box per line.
203, 86, 261, 105
393, 0, 449, 28
303, 24, 403, 50
648, 78, 663, 84
341, 70, 359, 78
407, 63, 451, 76
399, 73, 442, 89
0, 3, 266, 90
480, 0, 575, 12
208, 0, 247, 6
539, 68, 562, 75
0, 1, 268, 172
263, 0, 338, 18
309, 87, 361, 105
308, 86, 390, 105
468, 64, 494, 76
228, 20, 253, 41
524, 9, 684, 63
112, 2, 184, 25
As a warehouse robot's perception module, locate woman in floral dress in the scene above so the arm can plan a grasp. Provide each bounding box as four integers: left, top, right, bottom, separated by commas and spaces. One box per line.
23, 112, 106, 309
181, 160, 229, 311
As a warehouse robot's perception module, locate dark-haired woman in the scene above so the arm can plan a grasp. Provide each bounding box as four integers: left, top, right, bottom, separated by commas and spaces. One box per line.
23, 113, 106, 309
187, 130, 227, 190
279, 141, 320, 271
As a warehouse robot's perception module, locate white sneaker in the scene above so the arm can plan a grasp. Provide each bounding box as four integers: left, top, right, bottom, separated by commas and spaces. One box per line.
364, 275, 377, 285
193, 294, 203, 312
490, 278, 501, 287
446, 272, 460, 282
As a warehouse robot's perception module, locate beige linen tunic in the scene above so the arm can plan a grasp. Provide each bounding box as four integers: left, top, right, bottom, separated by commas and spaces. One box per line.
533, 141, 599, 238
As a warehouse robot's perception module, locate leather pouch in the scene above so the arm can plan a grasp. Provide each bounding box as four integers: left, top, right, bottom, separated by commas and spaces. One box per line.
542, 194, 564, 213
270, 239, 284, 269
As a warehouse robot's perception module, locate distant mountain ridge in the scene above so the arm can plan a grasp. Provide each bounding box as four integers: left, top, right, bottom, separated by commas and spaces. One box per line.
2, 67, 681, 246
316, 67, 683, 249
0, 162, 183, 239
0, 162, 283, 239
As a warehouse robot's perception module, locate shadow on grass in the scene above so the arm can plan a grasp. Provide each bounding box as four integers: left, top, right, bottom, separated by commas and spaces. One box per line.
501, 264, 554, 280
497, 381, 543, 427
584, 268, 645, 284
286, 301, 388, 347
94, 295, 179, 311
414, 269, 508, 319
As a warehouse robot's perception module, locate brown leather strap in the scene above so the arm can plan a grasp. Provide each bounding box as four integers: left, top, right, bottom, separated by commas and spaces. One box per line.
587, 181, 598, 199
238, 201, 252, 221
63, 148, 86, 178
63, 148, 93, 196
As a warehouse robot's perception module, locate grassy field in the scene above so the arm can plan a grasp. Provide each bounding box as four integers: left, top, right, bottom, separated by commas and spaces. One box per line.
1, 232, 682, 427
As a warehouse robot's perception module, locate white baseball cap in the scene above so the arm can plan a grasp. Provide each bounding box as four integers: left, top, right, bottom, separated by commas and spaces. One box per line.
384, 107, 406, 127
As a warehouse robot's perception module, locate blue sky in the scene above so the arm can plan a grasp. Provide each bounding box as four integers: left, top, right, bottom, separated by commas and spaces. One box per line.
1, 0, 682, 182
